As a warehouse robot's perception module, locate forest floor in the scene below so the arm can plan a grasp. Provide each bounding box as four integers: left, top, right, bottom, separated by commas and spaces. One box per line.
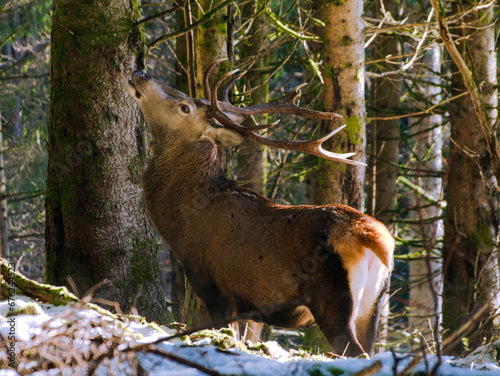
1, 293, 500, 376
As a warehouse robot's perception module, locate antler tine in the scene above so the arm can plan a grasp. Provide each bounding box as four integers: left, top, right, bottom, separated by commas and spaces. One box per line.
204, 61, 364, 166
203, 58, 228, 102
203, 59, 342, 120
208, 102, 365, 166
210, 70, 284, 132
282, 83, 308, 103
219, 84, 343, 120
210, 68, 241, 108
221, 71, 246, 102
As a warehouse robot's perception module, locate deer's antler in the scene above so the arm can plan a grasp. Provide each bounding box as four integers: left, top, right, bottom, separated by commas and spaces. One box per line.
205, 59, 365, 166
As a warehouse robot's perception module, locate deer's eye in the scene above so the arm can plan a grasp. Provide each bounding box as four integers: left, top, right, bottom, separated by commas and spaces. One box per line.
180, 104, 190, 114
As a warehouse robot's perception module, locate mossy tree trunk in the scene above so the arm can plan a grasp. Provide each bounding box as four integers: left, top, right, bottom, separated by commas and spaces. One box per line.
181, 0, 230, 327
314, 0, 366, 209
45, 0, 172, 323
442, 3, 499, 352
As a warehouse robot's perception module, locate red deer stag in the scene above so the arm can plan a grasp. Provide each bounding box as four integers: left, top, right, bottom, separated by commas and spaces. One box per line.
127, 61, 394, 357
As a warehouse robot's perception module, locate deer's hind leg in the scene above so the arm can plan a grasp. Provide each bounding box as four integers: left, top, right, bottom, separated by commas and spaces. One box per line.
305, 252, 366, 357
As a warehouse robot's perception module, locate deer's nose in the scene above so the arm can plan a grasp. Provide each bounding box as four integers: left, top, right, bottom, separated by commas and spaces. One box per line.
132, 70, 148, 81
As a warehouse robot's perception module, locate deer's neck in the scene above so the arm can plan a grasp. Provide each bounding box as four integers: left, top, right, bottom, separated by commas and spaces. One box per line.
142, 138, 231, 246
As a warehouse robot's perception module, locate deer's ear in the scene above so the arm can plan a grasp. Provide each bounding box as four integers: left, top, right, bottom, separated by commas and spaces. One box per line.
204, 125, 245, 147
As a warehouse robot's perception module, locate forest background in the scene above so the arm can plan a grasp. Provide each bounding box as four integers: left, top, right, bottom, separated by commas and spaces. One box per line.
0, 0, 499, 357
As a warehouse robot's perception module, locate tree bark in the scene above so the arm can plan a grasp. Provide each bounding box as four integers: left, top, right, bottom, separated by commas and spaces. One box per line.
315, 0, 366, 209
442, 3, 499, 352
45, 0, 172, 323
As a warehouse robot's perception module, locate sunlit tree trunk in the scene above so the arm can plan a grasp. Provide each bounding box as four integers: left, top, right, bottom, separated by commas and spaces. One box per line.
46, 0, 172, 323
315, 0, 366, 209
442, 3, 499, 351
407, 44, 443, 340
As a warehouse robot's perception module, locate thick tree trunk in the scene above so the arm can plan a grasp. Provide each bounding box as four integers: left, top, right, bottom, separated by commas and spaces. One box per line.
315, 0, 366, 209
407, 44, 443, 340
45, 0, 172, 323
442, 3, 499, 351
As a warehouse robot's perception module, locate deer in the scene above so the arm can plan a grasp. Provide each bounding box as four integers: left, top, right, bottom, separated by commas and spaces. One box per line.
127, 60, 394, 357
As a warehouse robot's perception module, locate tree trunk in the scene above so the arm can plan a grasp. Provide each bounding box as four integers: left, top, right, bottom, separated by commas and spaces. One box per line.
442, 3, 499, 352
315, 0, 366, 209
45, 0, 172, 323
407, 44, 443, 340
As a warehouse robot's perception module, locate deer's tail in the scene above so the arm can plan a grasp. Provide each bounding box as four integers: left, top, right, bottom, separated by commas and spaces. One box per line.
329, 213, 394, 269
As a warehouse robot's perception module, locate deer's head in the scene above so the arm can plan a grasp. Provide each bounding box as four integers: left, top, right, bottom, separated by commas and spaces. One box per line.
128, 59, 365, 166
127, 70, 245, 147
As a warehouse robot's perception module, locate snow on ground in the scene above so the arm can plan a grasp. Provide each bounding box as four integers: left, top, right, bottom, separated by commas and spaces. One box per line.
0, 295, 499, 375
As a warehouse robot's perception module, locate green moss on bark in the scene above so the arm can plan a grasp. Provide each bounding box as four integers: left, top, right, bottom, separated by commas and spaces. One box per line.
344, 115, 363, 145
